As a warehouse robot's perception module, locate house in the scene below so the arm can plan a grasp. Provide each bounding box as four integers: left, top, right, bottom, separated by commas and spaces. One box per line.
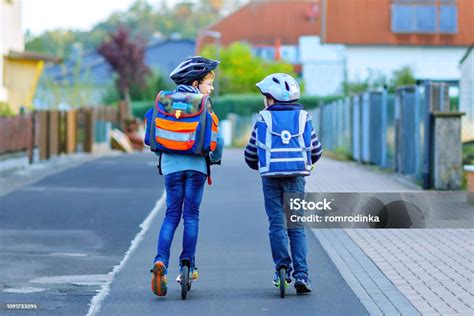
197, 0, 474, 95
1, 0, 58, 113
0, 0, 23, 105
38, 38, 195, 107
460, 45, 473, 142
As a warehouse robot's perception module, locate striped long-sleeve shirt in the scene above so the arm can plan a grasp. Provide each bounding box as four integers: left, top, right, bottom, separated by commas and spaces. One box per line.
244, 104, 323, 170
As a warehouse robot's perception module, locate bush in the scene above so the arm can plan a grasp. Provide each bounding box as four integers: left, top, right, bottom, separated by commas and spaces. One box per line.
131, 94, 342, 119
0, 102, 15, 117
130, 70, 173, 101
464, 142, 474, 165
211, 94, 341, 118
450, 96, 459, 112
131, 100, 153, 120
201, 43, 298, 95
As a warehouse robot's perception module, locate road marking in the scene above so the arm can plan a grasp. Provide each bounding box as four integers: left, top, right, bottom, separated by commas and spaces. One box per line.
30, 274, 110, 284
3, 287, 47, 294
20, 186, 156, 194
86, 190, 166, 316
49, 252, 88, 257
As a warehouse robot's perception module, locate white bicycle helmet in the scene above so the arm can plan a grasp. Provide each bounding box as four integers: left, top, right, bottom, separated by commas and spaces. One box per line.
256, 73, 300, 102
170, 56, 219, 85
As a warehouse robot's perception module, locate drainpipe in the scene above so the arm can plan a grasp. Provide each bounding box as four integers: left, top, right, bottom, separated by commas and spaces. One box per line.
321, 0, 327, 44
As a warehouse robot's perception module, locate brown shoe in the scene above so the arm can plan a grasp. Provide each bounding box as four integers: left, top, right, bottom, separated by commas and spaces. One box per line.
151, 261, 167, 296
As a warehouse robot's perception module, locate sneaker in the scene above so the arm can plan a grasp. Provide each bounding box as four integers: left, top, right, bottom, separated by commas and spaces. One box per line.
176, 267, 199, 283
294, 278, 312, 294
150, 261, 167, 296
272, 270, 292, 288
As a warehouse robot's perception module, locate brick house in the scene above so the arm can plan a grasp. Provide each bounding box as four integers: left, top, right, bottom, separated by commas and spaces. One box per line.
197, 0, 474, 95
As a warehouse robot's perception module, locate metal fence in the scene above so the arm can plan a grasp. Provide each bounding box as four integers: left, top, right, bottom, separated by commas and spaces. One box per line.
312, 82, 460, 188
0, 106, 117, 163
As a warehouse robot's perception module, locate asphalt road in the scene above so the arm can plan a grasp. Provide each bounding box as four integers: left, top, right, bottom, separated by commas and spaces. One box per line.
97, 149, 368, 316
0, 152, 164, 315
0, 149, 369, 315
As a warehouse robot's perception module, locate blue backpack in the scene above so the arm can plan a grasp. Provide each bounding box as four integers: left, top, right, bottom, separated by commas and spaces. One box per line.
256, 109, 313, 177
144, 91, 219, 156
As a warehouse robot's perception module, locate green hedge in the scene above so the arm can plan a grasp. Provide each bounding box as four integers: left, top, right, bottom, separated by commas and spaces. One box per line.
211, 94, 342, 118
464, 142, 474, 165
132, 100, 154, 120
450, 96, 459, 112
132, 94, 342, 119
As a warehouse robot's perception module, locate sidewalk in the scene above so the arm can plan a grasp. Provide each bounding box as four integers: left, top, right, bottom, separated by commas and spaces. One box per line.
306, 158, 474, 315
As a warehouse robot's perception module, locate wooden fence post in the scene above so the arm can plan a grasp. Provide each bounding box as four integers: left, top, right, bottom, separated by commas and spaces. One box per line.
26, 113, 34, 164
48, 110, 59, 157
58, 111, 66, 155
38, 111, 49, 160
66, 110, 77, 154
84, 108, 94, 153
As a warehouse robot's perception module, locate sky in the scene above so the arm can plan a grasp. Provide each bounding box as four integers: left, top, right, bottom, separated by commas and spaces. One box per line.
21, 0, 181, 36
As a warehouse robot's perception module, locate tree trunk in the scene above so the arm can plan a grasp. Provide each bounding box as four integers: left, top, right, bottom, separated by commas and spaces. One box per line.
124, 88, 132, 118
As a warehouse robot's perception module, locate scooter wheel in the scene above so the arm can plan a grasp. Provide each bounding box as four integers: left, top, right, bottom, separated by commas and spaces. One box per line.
279, 267, 286, 298
181, 265, 189, 300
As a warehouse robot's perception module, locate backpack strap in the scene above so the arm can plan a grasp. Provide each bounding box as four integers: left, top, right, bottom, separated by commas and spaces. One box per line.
205, 155, 212, 185
156, 152, 163, 175
149, 93, 161, 152
298, 110, 308, 137
194, 95, 209, 155
259, 110, 272, 132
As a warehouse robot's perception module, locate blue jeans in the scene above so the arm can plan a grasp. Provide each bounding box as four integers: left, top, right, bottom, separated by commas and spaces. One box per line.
154, 170, 206, 268
262, 176, 309, 280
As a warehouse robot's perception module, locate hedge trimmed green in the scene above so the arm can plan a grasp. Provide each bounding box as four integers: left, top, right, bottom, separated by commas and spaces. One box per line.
132, 100, 154, 120
132, 94, 341, 119
211, 94, 341, 118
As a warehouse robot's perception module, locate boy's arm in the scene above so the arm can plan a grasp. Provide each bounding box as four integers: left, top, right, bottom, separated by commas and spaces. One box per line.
310, 129, 323, 164
209, 127, 224, 163
244, 125, 259, 170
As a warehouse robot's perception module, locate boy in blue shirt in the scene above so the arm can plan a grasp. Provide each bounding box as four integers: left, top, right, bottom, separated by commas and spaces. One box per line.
151, 56, 224, 297
245, 73, 322, 294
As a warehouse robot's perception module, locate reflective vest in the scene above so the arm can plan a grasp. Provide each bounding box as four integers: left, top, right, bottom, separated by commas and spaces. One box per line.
144, 91, 219, 156
256, 109, 313, 177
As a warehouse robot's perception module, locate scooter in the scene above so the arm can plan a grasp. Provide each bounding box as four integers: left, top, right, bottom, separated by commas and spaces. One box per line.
278, 266, 288, 298
179, 259, 192, 300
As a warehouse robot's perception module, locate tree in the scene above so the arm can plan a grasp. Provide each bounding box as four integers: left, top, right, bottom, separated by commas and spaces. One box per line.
97, 27, 151, 116
201, 43, 297, 95
342, 66, 416, 95
389, 66, 416, 92
24, 0, 243, 57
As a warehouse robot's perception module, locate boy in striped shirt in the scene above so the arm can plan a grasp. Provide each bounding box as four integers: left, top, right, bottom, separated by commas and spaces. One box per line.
244, 73, 322, 294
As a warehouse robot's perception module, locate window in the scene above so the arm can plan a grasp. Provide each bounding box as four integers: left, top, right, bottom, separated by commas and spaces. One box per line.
391, 0, 458, 34
439, 5, 458, 33
415, 5, 437, 32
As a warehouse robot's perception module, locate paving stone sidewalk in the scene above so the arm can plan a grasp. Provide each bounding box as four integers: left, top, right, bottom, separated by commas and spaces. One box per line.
306, 158, 474, 315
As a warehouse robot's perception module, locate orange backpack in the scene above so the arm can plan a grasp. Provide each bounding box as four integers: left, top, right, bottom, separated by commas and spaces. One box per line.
144, 91, 219, 156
